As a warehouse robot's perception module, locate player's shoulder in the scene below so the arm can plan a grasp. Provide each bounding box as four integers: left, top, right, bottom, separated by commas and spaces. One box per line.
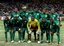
28, 19, 31, 22
54, 12, 59, 15
35, 19, 39, 22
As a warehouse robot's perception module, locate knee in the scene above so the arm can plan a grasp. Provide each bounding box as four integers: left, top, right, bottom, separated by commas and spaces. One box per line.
13, 31, 15, 34
5, 31, 7, 33
18, 31, 21, 34
56, 33, 59, 35
41, 32, 43, 35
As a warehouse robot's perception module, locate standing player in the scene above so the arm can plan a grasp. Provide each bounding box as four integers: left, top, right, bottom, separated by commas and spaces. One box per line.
11, 7, 21, 20
3, 16, 10, 42
20, 6, 30, 20
33, 7, 41, 21
27, 16, 41, 43
49, 8, 61, 46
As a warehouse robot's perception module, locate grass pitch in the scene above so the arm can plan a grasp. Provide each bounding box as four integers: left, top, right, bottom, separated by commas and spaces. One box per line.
0, 20, 64, 46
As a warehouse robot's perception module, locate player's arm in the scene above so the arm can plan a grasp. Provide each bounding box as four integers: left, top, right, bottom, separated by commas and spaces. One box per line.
3, 20, 5, 28
27, 20, 31, 31
10, 13, 13, 19
56, 13, 61, 26
36, 20, 40, 31
3, 20, 6, 32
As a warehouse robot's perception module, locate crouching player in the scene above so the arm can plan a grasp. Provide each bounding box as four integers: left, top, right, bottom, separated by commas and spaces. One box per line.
49, 18, 61, 46
22, 16, 28, 42
12, 16, 22, 43
3, 16, 10, 42
27, 16, 41, 43
40, 18, 50, 43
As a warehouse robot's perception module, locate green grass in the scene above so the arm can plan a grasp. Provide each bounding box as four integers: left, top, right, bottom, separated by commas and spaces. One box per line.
0, 20, 64, 46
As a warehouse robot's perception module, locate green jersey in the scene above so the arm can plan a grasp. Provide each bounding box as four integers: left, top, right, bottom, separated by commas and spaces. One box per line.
40, 13, 47, 19
20, 11, 30, 20
22, 19, 28, 28
11, 11, 20, 19
3, 19, 10, 28
33, 11, 40, 20
50, 13, 59, 26
40, 20, 50, 29
12, 18, 21, 27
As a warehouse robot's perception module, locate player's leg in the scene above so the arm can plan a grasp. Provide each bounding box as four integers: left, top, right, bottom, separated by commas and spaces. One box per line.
46, 27, 50, 43
56, 26, 61, 46
41, 32, 43, 42
46, 33, 49, 41
22, 28, 28, 42
10, 29, 13, 41
26, 28, 29, 40
9, 26, 14, 42
28, 29, 32, 43
34, 30, 36, 41
41, 30, 45, 43
36, 29, 41, 43
57, 33, 60, 46
49, 31, 53, 45
5, 27, 9, 42
22, 28, 25, 41
51, 33, 54, 43
46, 28, 49, 41
28, 34, 31, 43
12, 27, 16, 42
46, 29, 50, 43
37, 34, 40, 43
18, 28, 22, 42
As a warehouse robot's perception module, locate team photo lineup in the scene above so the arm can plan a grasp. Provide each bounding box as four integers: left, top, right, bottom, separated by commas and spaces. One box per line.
0, 1, 64, 46
3, 5, 62, 46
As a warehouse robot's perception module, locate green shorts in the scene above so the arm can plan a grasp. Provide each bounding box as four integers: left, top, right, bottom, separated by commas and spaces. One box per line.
13, 27, 19, 31
51, 26, 60, 33
41, 30, 49, 33
22, 28, 28, 32
5, 27, 10, 32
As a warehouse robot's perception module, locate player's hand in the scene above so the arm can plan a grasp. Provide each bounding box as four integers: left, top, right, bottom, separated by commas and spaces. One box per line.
36, 30, 41, 34
19, 28, 21, 31
28, 30, 32, 34
56, 32, 59, 35
10, 30, 13, 32
4, 31, 6, 33
50, 32, 52, 34
60, 24, 62, 27
31, 29, 34, 32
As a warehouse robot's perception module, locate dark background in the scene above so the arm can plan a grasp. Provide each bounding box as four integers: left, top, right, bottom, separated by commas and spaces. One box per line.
0, 0, 64, 2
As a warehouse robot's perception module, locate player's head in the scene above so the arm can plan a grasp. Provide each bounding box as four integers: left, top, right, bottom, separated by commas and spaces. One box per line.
22, 16, 26, 20
50, 18, 54, 22
42, 18, 46, 22
22, 6, 27, 12
42, 8, 46, 13
34, 7, 38, 12
31, 16, 34, 21
29, 14, 33, 17
51, 8, 55, 13
14, 7, 18, 12
14, 16, 18, 20
5, 16, 9, 20
46, 9, 49, 14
